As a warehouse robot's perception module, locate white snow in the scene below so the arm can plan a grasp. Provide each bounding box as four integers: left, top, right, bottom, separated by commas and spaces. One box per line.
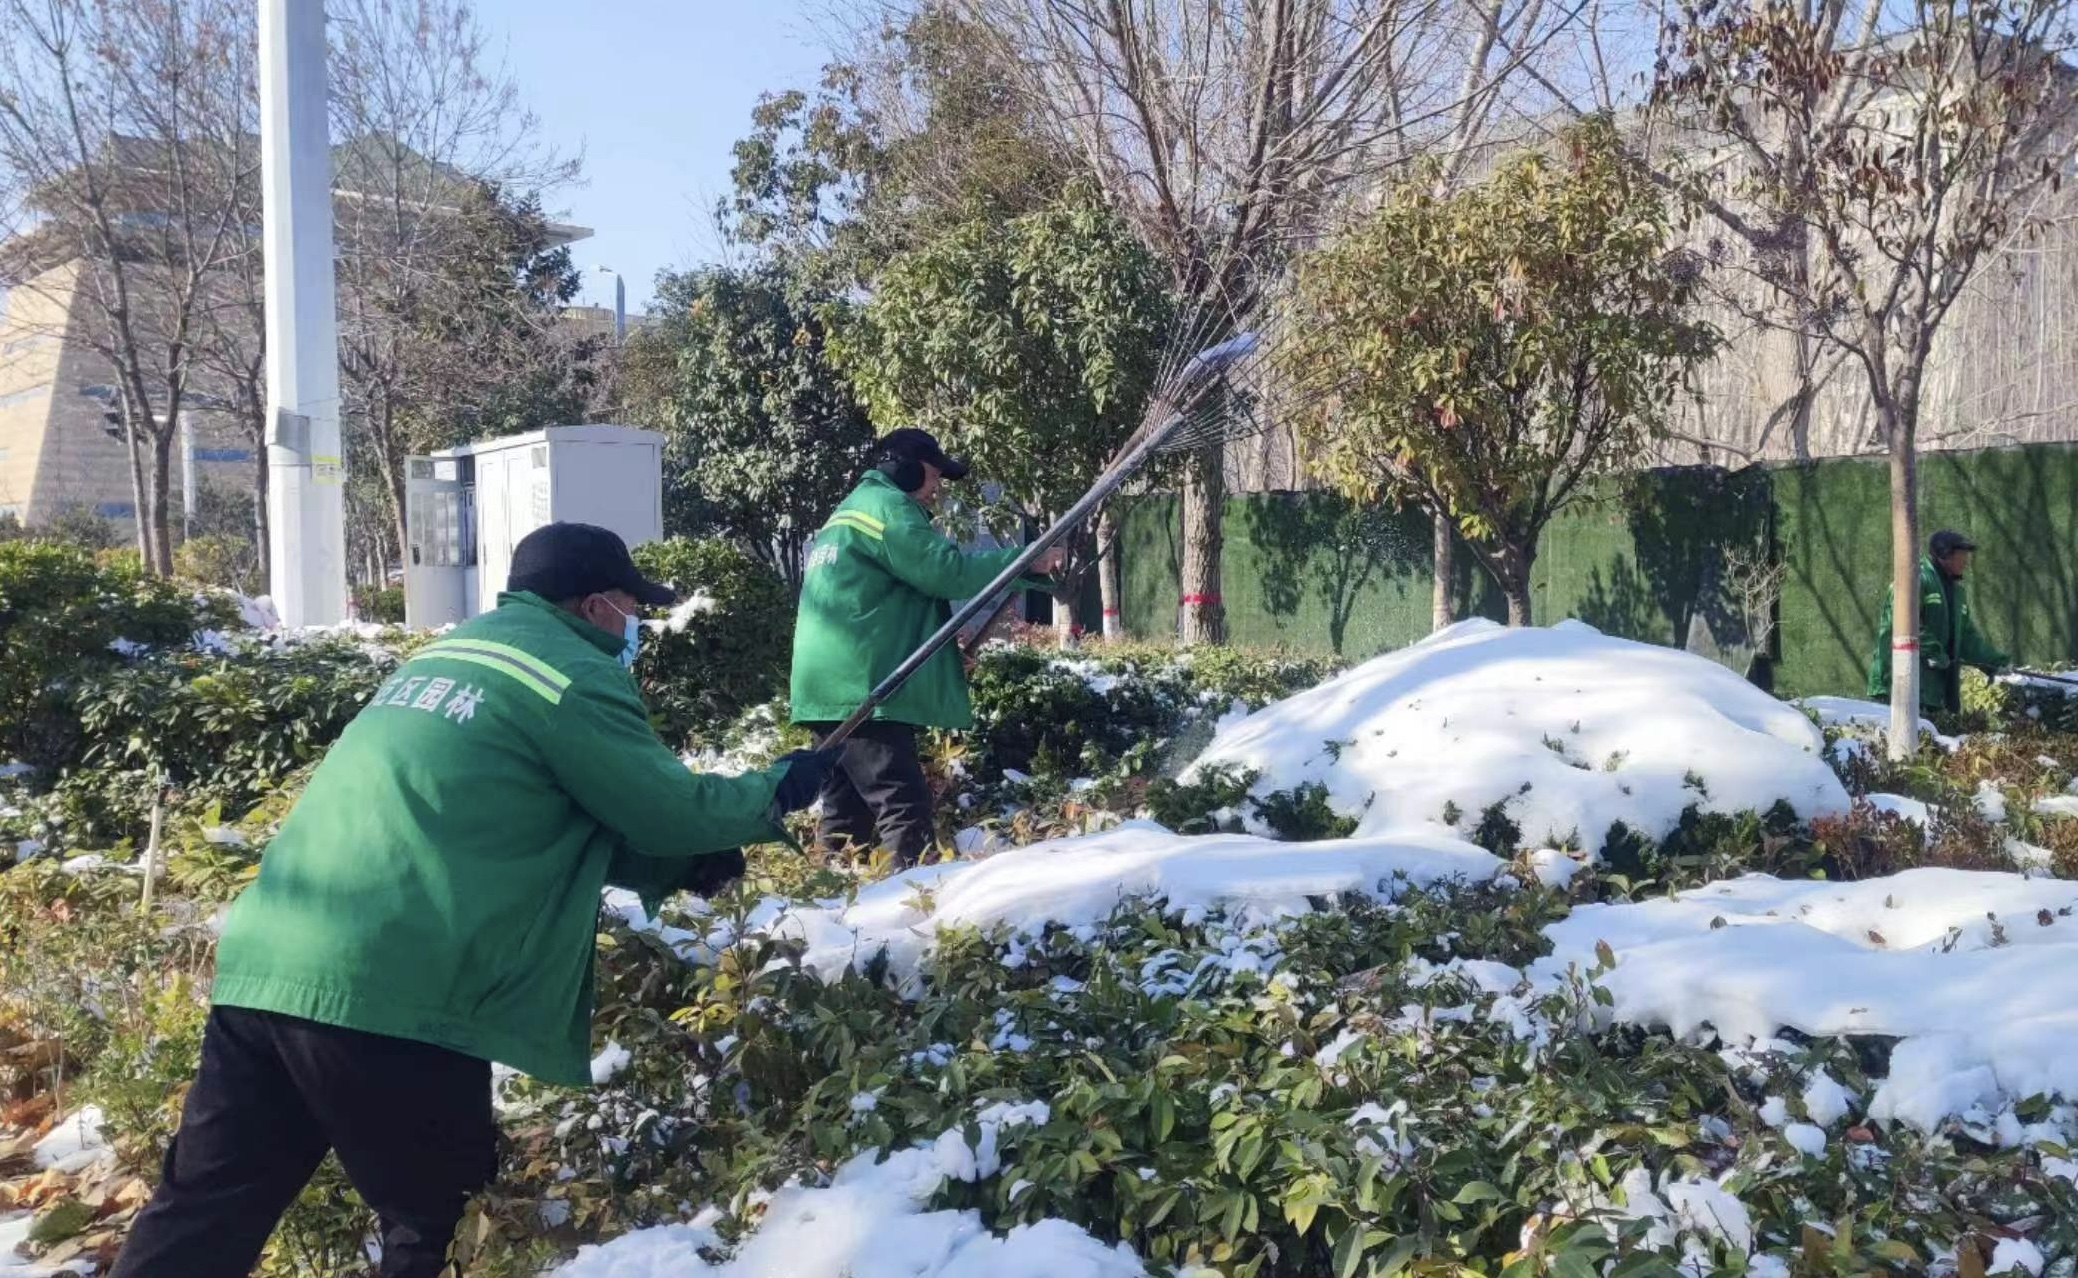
590, 1041, 632, 1086
235, 593, 281, 630
1192, 621, 1847, 852
32, 1106, 107, 1174
1783, 1123, 1827, 1157
1528, 848, 1584, 891
0, 1211, 73, 1278
1975, 782, 2009, 823
1536, 869, 2078, 1129
754, 820, 1501, 986
1593, 1167, 1754, 1262
2032, 795, 2078, 819
1802, 1071, 1853, 1127
1799, 696, 1936, 741
1998, 671, 2078, 697
1864, 794, 1931, 826
652, 592, 719, 634
1990, 1239, 2046, 1276
551, 1103, 1146, 1278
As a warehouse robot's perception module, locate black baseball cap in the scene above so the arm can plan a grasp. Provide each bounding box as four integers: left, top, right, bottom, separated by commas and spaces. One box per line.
1929, 529, 1978, 557
508, 523, 675, 607
876, 427, 969, 481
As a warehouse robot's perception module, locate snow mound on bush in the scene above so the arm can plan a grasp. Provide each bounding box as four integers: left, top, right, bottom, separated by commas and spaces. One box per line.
552, 1103, 1147, 1278
752, 820, 1501, 985
1797, 696, 1935, 739
1534, 868, 2078, 1128
1191, 620, 1848, 850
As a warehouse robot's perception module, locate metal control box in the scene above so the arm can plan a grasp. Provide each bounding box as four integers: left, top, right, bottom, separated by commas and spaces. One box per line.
404, 424, 664, 627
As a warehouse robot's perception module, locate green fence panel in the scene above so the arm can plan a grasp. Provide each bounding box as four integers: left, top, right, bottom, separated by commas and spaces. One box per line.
1775, 444, 2078, 697
1117, 444, 2078, 690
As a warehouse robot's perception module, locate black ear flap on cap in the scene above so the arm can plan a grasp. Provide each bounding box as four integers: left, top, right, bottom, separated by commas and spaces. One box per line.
879, 456, 925, 493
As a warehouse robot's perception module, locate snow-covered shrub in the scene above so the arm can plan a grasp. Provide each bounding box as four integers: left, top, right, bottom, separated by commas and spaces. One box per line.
0, 540, 236, 774
965, 643, 1335, 783
631, 538, 794, 751
53, 636, 404, 847
1194, 621, 1849, 854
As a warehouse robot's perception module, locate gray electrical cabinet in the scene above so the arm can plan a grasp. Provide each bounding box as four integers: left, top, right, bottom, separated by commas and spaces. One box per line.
404, 425, 665, 628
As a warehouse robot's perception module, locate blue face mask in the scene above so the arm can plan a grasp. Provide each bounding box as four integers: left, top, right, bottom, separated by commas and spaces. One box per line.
618, 610, 641, 669
599, 599, 641, 668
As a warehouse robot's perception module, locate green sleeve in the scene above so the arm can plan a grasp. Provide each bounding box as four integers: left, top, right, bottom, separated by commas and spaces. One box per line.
604, 840, 736, 917
547, 679, 787, 859
1917, 590, 1953, 670
873, 512, 1030, 601
1959, 607, 2008, 670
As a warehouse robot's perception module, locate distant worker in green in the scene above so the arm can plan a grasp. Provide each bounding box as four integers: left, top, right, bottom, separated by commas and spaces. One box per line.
1866, 529, 2009, 715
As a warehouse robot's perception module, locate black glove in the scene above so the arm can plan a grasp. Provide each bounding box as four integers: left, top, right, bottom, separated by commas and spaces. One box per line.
771, 748, 838, 814
678, 847, 745, 898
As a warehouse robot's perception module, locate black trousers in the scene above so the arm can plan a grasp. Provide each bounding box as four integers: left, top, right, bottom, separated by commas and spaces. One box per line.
804, 720, 935, 868
112, 1006, 496, 1278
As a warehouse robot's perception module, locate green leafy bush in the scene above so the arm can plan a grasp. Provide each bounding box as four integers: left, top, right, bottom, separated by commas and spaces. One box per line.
632, 538, 795, 750
965, 643, 1337, 783
351, 584, 405, 624
175, 534, 263, 595
0, 540, 233, 773
57, 637, 402, 844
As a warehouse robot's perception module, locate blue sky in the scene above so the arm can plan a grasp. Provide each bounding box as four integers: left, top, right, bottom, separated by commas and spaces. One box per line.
489, 0, 832, 313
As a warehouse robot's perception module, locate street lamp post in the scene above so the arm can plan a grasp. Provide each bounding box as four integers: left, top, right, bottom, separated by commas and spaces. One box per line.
258, 0, 347, 627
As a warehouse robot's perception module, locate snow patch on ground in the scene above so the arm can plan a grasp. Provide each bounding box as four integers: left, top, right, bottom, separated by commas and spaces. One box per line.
750, 821, 1502, 986
32, 1106, 107, 1174
1192, 620, 1847, 852
552, 1103, 1146, 1277
1536, 869, 2078, 1128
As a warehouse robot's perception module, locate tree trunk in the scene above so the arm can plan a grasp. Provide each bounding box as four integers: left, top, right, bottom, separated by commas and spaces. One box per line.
381, 448, 410, 572
145, 428, 176, 577
1886, 417, 1921, 760
1432, 511, 1455, 632
124, 417, 152, 567
1097, 510, 1124, 640
1498, 542, 1534, 627
252, 443, 271, 574
1053, 588, 1080, 648
1179, 444, 1225, 643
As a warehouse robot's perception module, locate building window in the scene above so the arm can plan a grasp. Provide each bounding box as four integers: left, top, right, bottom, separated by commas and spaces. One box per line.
0, 504, 19, 521
0, 384, 51, 410
193, 447, 254, 462
94, 502, 135, 518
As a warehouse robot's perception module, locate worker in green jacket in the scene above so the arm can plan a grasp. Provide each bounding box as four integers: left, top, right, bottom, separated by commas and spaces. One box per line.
113, 523, 832, 1278
790, 428, 1061, 867
1866, 528, 2010, 715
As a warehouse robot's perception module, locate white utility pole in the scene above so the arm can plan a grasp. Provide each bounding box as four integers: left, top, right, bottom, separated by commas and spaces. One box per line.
259, 0, 347, 626
179, 412, 195, 537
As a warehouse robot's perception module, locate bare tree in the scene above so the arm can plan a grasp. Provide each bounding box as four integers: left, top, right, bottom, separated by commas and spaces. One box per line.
939, 0, 1587, 641
1657, 0, 2078, 755
326, 0, 581, 566
188, 16, 270, 568
0, 0, 253, 575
